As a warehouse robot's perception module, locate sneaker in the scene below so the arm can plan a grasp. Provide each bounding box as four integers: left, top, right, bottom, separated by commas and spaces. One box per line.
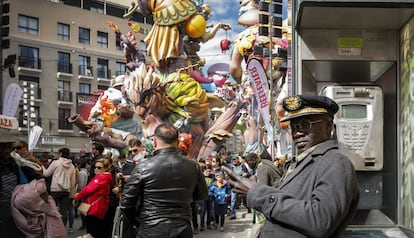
193, 227, 199, 234
67, 227, 74, 233
200, 226, 204, 232
206, 225, 212, 230
220, 227, 224, 232
229, 215, 236, 220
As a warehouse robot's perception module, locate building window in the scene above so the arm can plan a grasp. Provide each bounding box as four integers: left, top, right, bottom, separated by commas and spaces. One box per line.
57, 23, 70, 41
18, 15, 39, 35
58, 108, 72, 130
19, 46, 39, 69
58, 80, 72, 102
97, 58, 109, 78
140, 40, 147, 53
79, 83, 91, 94
79, 27, 90, 44
58, 52, 71, 73
116, 62, 126, 76
98, 85, 108, 91
90, 6, 104, 14
79, 55, 91, 76
116, 34, 122, 51
97, 31, 108, 48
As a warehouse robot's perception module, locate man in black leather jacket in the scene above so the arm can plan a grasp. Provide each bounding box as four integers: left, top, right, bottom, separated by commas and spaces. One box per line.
120, 123, 208, 238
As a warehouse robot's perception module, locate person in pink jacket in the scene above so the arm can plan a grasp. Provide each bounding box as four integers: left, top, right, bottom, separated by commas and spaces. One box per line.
74, 157, 113, 238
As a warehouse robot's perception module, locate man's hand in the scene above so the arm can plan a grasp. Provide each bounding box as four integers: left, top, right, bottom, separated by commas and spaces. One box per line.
222, 166, 257, 195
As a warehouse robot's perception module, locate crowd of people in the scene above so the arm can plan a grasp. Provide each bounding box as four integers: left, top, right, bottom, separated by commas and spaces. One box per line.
0, 95, 360, 238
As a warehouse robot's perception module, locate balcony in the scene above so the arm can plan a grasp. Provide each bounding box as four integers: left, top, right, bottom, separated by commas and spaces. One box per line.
58, 120, 73, 133
57, 90, 73, 107
78, 65, 94, 81
57, 62, 73, 78
115, 70, 126, 76
97, 68, 111, 84
18, 56, 42, 74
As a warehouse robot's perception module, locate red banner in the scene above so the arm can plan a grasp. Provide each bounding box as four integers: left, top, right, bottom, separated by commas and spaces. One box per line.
76, 93, 99, 120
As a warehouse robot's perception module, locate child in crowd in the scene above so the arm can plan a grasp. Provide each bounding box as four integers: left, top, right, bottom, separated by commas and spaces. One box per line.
209, 172, 231, 232
199, 164, 214, 231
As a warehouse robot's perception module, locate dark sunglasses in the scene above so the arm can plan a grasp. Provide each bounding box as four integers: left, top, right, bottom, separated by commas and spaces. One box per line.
130, 149, 139, 153
212, 160, 217, 163
289, 119, 323, 133
95, 166, 103, 169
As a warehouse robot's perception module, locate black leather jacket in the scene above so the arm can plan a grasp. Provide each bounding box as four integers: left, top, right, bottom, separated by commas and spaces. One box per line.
120, 147, 208, 226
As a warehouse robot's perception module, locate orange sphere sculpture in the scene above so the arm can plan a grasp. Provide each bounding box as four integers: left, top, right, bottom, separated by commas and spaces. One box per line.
185, 14, 206, 38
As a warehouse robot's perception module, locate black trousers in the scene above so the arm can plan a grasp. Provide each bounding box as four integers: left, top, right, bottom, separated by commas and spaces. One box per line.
86, 215, 106, 238
137, 221, 193, 238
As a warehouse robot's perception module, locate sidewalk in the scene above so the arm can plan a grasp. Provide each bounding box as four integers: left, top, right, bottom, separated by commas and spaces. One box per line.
69, 207, 255, 238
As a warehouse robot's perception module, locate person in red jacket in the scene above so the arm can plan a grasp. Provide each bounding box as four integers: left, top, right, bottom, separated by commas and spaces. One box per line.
74, 157, 113, 238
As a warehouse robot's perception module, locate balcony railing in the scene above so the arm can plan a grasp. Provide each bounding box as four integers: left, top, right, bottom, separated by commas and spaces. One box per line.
58, 62, 73, 74
115, 70, 125, 76
57, 90, 73, 102
18, 56, 41, 69
58, 119, 73, 130
79, 65, 93, 76
97, 68, 111, 79
33, 85, 42, 100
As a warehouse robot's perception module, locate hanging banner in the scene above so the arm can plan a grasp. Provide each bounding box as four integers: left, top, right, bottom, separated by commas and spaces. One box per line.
247, 58, 273, 143
76, 93, 100, 120
3, 83, 23, 117
28, 126, 43, 152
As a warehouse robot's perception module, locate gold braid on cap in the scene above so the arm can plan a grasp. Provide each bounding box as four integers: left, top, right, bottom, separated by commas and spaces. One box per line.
280, 108, 328, 122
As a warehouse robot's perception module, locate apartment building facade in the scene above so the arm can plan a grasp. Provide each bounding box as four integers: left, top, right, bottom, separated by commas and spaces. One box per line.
1, 0, 152, 154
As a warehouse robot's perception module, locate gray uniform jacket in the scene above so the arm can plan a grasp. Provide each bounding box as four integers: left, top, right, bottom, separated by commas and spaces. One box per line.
247, 140, 359, 238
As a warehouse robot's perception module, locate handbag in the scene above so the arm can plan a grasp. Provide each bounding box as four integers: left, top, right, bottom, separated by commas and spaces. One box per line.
77, 202, 91, 216
77, 194, 104, 216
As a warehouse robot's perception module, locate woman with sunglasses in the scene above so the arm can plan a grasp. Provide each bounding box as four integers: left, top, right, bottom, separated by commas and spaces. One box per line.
74, 158, 113, 238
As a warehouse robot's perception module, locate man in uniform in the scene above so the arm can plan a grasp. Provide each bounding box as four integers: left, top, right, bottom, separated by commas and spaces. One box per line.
224, 95, 359, 238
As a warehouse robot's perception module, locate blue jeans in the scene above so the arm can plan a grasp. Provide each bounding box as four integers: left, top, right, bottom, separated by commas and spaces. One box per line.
68, 198, 75, 228
198, 199, 213, 227
230, 191, 237, 217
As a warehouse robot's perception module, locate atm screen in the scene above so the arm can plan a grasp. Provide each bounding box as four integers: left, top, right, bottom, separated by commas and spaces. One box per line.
341, 104, 367, 119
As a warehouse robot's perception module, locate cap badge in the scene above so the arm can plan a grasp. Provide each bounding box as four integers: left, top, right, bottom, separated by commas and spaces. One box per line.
284, 96, 302, 111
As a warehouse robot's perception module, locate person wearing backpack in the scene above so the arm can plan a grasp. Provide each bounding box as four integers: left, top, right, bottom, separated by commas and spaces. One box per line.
42, 147, 76, 228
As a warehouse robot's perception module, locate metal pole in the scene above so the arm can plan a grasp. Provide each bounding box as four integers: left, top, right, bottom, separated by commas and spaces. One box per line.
27, 82, 31, 142
268, 1, 275, 157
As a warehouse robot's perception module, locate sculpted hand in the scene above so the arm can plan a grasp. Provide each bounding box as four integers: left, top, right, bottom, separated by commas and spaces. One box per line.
222, 166, 257, 195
